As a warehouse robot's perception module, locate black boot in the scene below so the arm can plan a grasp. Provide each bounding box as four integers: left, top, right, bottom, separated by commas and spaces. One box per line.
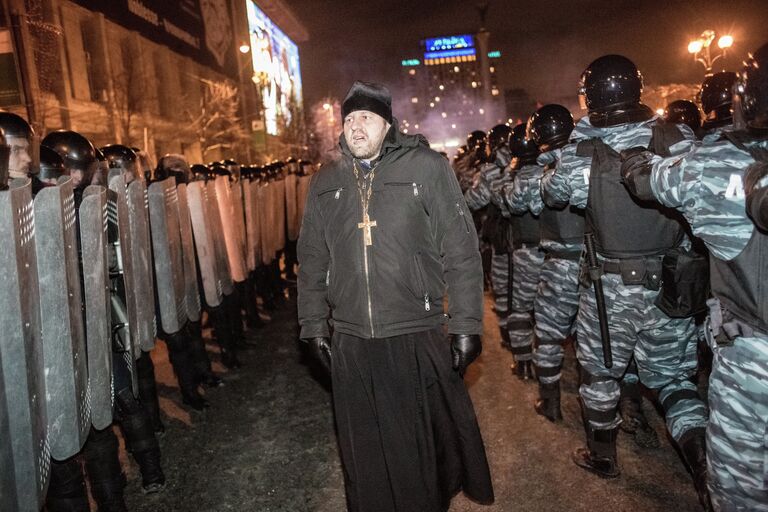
225, 292, 257, 351
619, 377, 660, 449
165, 328, 209, 410
512, 359, 534, 381
499, 326, 511, 350
679, 428, 713, 512
136, 350, 165, 436
243, 275, 265, 329
210, 305, 241, 369
534, 380, 563, 422
82, 427, 128, 512
187, 321, 224, 388
572, 425, 621, 479
116, 388, 166, 494
46, 458, 90, 512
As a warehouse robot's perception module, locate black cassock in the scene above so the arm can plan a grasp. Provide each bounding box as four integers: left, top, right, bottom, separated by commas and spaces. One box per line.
331, 327, 494, 512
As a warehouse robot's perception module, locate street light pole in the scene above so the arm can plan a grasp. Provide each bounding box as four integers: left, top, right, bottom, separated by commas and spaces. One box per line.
688, 29, 733, 75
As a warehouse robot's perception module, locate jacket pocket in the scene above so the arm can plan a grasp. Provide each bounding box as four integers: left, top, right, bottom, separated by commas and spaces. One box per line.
414, 252, 431, 311
317, 186, 345, 200
456, 202, 471, 233
384, 181, 422, 198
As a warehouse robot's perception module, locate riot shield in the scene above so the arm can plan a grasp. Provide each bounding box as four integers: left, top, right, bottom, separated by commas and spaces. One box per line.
148, 178, 187, 335
230, 179, 248, 267
127, 180, 157, 351
285, 173, 299, 242
34, 178, 90, 460
274, 177, 287, 252
187, 181, 224, 308
258, 181, 272, 265
0, 179, 50, 512
79, 186, 114, 430
107, 179, 140, 396
249, 180, 263, 268
207, 180, 235, 295
297, 174, 311, 232
243, 178, 257, 272
176, 183, 202, 322
214, 175, 247, 283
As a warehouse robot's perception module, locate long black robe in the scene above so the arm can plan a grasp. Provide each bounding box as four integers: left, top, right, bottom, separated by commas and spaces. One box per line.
331, 327, 494, 512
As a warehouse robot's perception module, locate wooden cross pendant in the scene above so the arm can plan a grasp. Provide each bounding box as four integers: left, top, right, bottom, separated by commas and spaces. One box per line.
358, 212, 377, 246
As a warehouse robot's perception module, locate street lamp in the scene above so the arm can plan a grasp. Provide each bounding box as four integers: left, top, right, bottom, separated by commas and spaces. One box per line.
687, 29, 734, 75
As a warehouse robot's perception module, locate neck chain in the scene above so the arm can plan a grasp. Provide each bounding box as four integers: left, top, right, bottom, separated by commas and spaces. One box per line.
352, 159, 378, 246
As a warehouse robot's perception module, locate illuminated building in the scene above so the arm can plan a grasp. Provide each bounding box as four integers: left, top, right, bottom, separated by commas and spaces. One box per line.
1, 0, 307, 161
399, 30, 504, 152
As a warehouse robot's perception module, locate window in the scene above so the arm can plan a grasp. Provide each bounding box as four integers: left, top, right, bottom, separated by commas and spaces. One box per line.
80, 19, 108, 102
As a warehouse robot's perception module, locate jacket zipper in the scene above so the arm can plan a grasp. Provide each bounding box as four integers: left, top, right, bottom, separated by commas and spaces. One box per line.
456, 203, 471, 233
384, 181, 420, 197
414, 253, 431, 311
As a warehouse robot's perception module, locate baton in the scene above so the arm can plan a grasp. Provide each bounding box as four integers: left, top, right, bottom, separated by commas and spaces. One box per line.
584, 231, 613, 368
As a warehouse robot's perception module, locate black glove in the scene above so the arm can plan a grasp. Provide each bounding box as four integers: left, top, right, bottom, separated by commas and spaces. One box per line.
304, 336, 331, 376
450, 334, 482, 376
619, 146, 655, 201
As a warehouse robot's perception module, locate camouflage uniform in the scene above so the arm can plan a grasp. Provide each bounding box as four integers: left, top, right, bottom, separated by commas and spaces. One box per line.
500, 162, 543, 363
453, 151, 477, 194
464, 148, 512, 337
541, 116, 708, 444
643, 134, 768, 511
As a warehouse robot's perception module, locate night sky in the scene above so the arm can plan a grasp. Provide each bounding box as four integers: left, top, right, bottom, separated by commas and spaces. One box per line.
289, 0, 768, 112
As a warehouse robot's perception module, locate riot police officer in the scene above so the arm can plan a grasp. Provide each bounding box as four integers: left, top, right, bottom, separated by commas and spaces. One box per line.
621, 42, 768, 511
541, 55, 709, 506
663, 100, 702, 136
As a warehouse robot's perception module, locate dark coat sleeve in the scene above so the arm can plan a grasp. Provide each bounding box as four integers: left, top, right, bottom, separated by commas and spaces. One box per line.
428, 154, 484, 335
747, 185, 768, 232
297, 174, 331, 338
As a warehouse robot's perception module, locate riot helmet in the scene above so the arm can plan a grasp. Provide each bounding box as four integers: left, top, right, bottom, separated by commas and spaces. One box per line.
579, 55, 643, 113
190, 163, 213, 182
467, 130, 486, 150
508, 123, 539, 166
132, 147, 153, 182
208, 161, 229, 177
39, 144, 65, 184
42, 130, 98, 189
223, 158, 241, 180
100, 144, 139, 183
158, 154, 191, 185
0, 112, 34, 179
526, 104, 575, 152
663, 100, 702, 133
698, 71, 737, 130
488, 124, 512, 152
91, 147, 109, 186
738, 42, 768, 132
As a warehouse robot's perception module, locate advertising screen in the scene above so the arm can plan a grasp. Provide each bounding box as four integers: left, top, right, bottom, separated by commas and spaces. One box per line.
246, 1, 303, 136
423, 34, 476, 61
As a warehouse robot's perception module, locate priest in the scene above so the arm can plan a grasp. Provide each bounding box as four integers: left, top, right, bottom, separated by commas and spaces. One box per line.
297, 81, 494, 512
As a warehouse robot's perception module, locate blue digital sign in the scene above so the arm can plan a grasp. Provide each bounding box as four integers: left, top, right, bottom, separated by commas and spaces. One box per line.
424, 48, 477, 60
425, 34, 474, 52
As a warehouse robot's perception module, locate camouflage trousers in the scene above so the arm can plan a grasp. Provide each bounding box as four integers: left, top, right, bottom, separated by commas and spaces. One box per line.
532, 257, 580, 384
490, 249, 510, 329
706, 335, 768, 511
575, 273, 707, 441
507, 245, 545, 362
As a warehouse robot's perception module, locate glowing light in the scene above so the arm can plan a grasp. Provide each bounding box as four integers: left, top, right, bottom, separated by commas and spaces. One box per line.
656, 108, 665, 116
451, 123, 456, 129
688, 40, 703, 54
439, 84, 445, 90
435, 96, 441, 102
718, 35, 734, 49
322, 103, 331, 110
401, 59, 421, 66
403, 129, 408, 133
471, 81, 478, 88
441, 112, 447, 118
491, 88, 499, 96
429, 102, 435, 108
414, 124, 419, 129
479, 108, 485, 115
239, 43, 250, 54
411, 97, 419, 103
453, 66, 460, 72
445, 139, 460, 148
508, 118, 513, 123
409, 69, 416, 75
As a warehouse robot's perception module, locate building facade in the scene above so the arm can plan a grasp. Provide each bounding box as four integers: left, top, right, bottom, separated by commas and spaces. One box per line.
1, 0, 307, 163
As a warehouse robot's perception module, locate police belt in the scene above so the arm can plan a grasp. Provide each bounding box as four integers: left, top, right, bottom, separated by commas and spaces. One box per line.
580, 255, 663, 291
706, 297, 767, 347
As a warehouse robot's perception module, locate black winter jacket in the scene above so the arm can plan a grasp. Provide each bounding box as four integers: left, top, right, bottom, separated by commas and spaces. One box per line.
297, 126, 483, 339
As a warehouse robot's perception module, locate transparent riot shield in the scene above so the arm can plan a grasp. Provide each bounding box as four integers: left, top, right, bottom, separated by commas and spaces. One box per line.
127, 180, 156, 351
0, 179, 50, 512
148, 178, 187, 335
273, 177, 286, 252
107, 178, 140, 396
187, 181, 224, 308
214, 175, 247, 283
258, 181, 272, 266
284, 172, 299, 242
176, 183, 202, 322
207, 180, 235, 295
79, 185, 114, 430
243, 178, 257, 272
34, 178, 90, 460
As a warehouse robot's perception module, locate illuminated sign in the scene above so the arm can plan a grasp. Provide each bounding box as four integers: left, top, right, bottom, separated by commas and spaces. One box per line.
424, 48, 476, 60
425, 34, 474, 52
401, 59, 421, 66
488, 50, 502, 58
246, 1, 303, 136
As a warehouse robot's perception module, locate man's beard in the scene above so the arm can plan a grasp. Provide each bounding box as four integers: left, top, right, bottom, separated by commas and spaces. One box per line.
349, 139, 382, 160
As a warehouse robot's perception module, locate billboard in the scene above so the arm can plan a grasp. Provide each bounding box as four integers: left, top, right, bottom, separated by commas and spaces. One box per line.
70, 0, 237, 78
423, 34, 476, 61
246, 1, 303, 136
